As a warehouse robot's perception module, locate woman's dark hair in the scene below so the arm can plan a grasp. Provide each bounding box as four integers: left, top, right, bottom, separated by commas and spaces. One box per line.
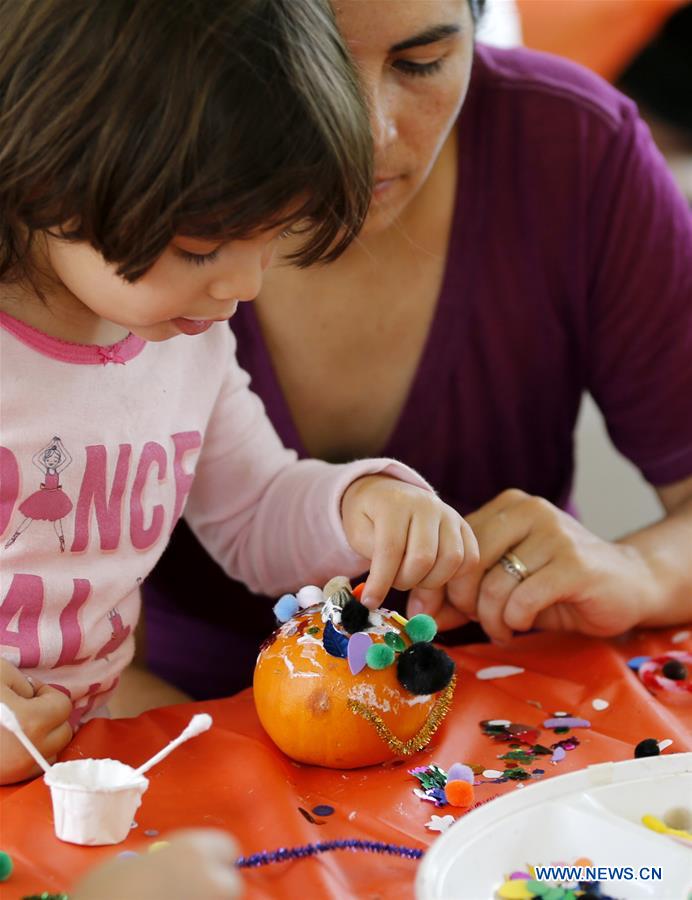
0, 0, 373, 282
469, 0, 486, 24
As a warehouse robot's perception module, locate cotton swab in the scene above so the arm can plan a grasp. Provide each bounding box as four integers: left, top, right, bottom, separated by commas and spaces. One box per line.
133, 713, 212, 777
0, 702, 52, 774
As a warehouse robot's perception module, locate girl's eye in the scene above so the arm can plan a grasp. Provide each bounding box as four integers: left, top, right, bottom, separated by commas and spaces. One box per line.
393, 57, 444, 78
176, 248, 220, 266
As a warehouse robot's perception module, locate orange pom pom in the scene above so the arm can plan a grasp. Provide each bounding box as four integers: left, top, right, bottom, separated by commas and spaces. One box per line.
445, 779, 474, 808
351, 582, 365, 600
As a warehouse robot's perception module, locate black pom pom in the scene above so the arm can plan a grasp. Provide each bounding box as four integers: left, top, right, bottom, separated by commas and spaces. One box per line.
662, 659, 687, 680
340, 596, 370, 634
634, 738, 660, 759
396, 643, 455, 694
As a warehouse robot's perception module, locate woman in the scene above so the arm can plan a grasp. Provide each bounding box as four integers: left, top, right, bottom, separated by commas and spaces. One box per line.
144, 0, 692, 699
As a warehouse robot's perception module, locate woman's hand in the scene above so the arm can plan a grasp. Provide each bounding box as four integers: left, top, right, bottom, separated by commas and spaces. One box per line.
72, 829, 241, 900
406, 488, 658, 642
0, 659, 73, 784
341, 475, 479, 609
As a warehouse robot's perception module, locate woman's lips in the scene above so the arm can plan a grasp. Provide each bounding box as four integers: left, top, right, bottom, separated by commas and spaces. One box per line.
373, 175, 400, 198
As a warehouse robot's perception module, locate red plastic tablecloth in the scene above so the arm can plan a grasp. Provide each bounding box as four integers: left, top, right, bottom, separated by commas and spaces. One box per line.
1, 629, 691, 900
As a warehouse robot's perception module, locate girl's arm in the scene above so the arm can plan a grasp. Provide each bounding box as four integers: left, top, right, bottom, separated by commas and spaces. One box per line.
184, 329, 475, 604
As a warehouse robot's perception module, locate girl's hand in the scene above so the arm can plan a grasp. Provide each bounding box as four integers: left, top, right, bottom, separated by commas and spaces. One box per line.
406, 489, 656, 642
0, 659, 73, 784
72, 829, 241, 900
341, 475, 479, 609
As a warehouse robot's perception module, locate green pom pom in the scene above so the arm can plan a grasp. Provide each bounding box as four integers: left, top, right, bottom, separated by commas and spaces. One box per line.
366, 643, 396, 670
384, 631, 406, 652
405, 613, 437, 643
0, 851, 13, 882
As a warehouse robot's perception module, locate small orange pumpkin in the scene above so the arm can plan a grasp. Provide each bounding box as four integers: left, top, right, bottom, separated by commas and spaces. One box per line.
253, 605, 455, 768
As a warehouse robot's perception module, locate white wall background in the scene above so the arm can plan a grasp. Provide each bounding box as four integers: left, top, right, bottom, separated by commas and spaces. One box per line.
573, 395, 662, 539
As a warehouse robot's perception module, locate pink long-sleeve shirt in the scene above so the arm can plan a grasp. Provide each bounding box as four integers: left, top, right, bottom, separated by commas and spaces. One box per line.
0, 313, 428, 725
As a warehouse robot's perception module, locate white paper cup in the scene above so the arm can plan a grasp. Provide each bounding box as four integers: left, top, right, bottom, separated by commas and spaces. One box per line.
44, 758, 149, 845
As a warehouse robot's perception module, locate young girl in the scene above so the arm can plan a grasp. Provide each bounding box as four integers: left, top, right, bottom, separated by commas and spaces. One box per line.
0, 0, 479, 784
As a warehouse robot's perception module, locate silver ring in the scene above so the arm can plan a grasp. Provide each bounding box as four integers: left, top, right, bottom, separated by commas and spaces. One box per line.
499, 551, 529, 582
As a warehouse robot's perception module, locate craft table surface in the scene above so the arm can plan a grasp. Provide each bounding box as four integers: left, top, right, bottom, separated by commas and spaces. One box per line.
1, 629, 691, 900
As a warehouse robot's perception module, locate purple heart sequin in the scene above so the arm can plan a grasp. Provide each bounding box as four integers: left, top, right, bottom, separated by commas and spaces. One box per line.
348, 632, 372, 675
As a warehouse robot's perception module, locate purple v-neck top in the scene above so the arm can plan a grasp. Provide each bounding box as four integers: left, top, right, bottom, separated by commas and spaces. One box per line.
144, 45, 692, 699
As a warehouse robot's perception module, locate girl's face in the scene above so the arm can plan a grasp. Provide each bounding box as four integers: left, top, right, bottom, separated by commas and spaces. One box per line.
334, 0, 474, 234
45, 230, 283, 342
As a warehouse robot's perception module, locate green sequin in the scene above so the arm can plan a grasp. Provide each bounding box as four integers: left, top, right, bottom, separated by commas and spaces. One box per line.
384, 632, 406, 652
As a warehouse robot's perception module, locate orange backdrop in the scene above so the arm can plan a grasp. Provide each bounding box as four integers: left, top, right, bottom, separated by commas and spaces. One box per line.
1, 628, 690, 900
516, 0, 689, 81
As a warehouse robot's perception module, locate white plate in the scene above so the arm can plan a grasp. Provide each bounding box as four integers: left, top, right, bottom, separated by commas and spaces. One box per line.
416, 752, 692, 900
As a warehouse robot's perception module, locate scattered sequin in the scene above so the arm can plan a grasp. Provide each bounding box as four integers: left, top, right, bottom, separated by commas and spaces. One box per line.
672, 630, 691, 644
143, 829, 159, 837
627, 655, 650, 670
312, 805, 334, 817
543, 717, 590, 729
425, 814, 455, 833
298, 807, 324, 825
476, 665, 525, 680
591, 698, 609, 711
148, 841, 170, 853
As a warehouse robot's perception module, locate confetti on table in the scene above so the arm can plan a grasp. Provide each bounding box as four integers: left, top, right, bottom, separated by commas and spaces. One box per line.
476, 665, 525, 680
672, 630, 691, 644
298, 807, 325, 825
543, 717, 591, 730
591, 698, 609, 711
312, 805, 335, 817
627, 655, 650, 671
425, 814, 455, 833
487, 719, 511, 727
551, 746, 566, 763
658, 739, 673, 752
482, 769, 504, 779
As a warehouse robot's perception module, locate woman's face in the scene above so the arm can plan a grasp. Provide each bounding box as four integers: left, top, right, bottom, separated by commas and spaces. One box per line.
334, 0, 474, 234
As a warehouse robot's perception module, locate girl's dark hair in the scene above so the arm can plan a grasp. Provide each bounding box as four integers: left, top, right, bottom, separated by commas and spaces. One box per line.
0, 0, 373, 282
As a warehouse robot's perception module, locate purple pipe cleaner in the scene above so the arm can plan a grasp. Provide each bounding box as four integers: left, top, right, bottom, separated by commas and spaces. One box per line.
236, 839, 424, 868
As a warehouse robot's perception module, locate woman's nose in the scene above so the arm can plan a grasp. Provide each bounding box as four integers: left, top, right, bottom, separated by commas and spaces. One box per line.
370, 89, 397, 152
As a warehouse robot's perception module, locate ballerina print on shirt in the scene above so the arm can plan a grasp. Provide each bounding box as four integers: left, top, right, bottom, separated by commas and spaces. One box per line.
94, 608, 132, 660
5, 436, 73, 552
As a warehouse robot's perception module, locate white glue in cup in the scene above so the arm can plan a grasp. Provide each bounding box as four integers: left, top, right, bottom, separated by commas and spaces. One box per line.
44, 758, 149, 846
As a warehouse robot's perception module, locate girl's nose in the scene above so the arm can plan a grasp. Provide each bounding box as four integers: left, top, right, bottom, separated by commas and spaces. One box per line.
207, 237, 273, 302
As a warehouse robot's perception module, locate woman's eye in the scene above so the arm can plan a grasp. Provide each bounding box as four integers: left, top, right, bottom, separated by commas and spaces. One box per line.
393, 57, 444, 78
177, 248, 220, 266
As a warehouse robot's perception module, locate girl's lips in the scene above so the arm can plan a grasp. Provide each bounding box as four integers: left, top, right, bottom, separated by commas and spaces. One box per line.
172, 317, 216, 336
